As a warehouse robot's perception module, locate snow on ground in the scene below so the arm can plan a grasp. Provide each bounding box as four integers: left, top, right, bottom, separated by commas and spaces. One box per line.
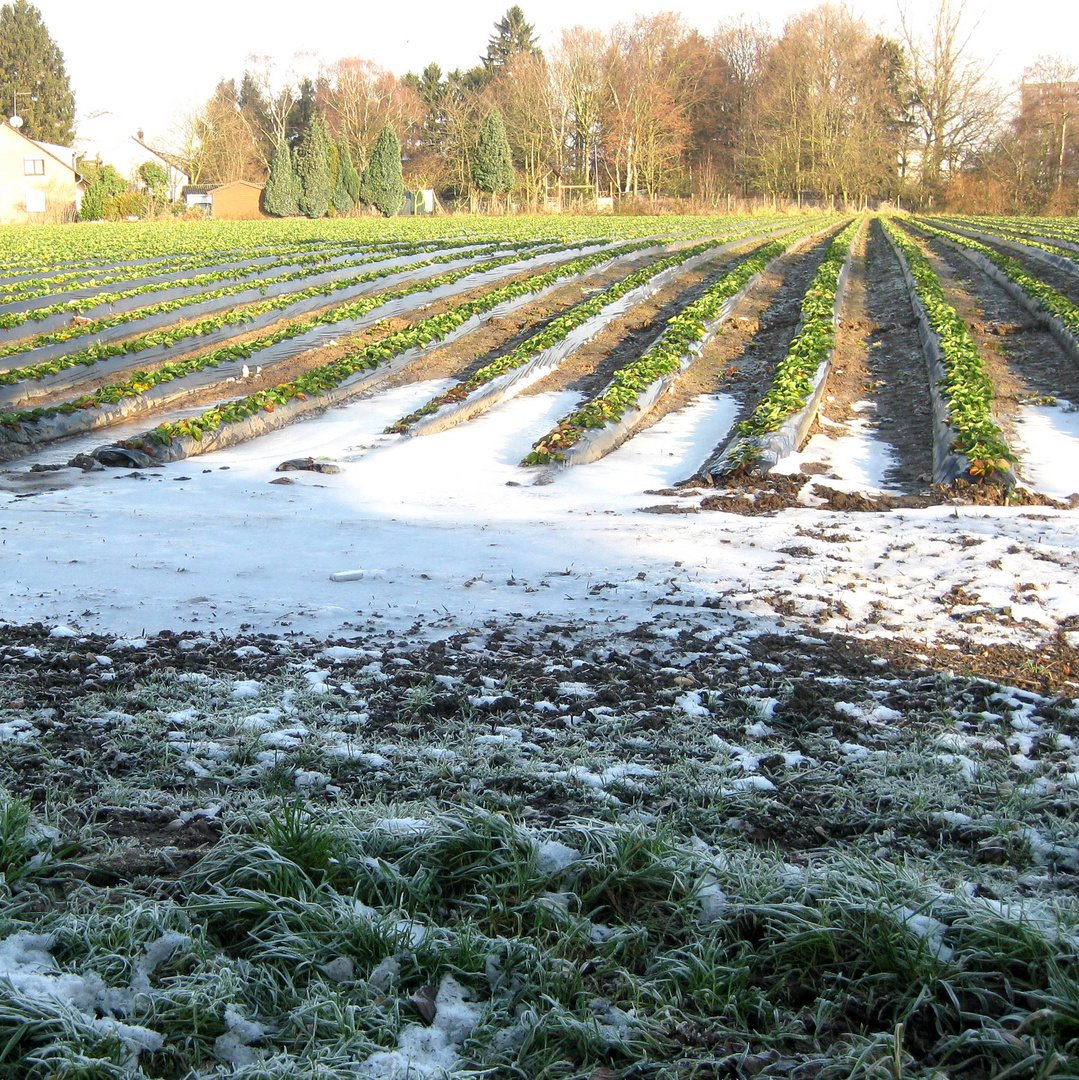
1013, 399, 1079, 501
2, 384, 1078, 651
772, 401, 900, 493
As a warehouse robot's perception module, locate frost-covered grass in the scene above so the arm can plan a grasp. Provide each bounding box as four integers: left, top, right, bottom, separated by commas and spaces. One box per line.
1, 621, 1078, 1078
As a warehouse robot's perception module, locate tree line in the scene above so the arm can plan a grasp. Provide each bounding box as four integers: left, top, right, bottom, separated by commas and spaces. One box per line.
172, 3, 1076, 215
0, 0, 1075, 216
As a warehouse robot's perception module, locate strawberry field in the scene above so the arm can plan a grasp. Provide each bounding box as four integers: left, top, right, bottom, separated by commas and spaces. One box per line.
1, 214, 1078, 1079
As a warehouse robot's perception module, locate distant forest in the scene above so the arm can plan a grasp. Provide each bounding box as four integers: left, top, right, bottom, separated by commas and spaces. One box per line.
172, 3, 1079, 214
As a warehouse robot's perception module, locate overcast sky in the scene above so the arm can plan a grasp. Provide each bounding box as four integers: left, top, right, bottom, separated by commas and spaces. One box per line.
28, 0, 1079, 151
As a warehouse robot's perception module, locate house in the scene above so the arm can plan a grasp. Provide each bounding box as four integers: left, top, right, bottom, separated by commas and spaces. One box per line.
0, 120, 83, 224
181, 180, 266, 220
75, 132, 190, 201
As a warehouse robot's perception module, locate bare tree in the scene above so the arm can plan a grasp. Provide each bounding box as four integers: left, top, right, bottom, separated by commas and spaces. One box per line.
748, 6, 901, 204
606, 14, 694, 197
490, 51, 560, 208
318, 58, 425, 170
243, 53, 316, 151
549, 27, 610, 187
710, 17, 771, 194
899, 0, 1003, 205
1014, 55, 1079, 212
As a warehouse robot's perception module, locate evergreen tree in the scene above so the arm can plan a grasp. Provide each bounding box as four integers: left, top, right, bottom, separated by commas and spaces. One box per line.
0, 0, 75, 144
262, 137, 300, 216
472, 108, 515, 197
483, 7, 540, 72
294, 114, 332, 218
333, 137, 359, 213
287, 78, 317, 150
360, 123, 404, 217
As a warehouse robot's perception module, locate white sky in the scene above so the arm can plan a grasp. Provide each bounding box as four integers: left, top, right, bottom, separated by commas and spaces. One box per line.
26, 0, 1079, 151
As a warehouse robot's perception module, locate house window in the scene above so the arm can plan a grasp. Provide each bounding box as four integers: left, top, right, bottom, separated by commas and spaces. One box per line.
24, 190, 46, 214
23, 158, 45, 175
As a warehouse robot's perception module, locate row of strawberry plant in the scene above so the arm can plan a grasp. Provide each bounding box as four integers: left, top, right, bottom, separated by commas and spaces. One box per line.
0, 235, 513, 331
0, 215, 749, 272
0, 237, 340, 280
717, 218, 860, 474
0, 236, 419, 307
384, 224, 784, 435
521, 230, 817, 466
128, 238, 672, 453
913, 219, 1079, 342
932, 218, 1079, 263
950, 215, 1079, 244
0, 238, 558, 374
0, 239, 653, 430
882, 218, 1015, 480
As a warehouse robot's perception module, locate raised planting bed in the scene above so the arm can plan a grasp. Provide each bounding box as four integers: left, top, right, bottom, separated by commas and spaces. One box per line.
0, 238, 707, 459
0, 241, 581, 401
0, 240, 534, 346
385, 224, 794, 438
929, 220, 1079, 281
699, 218, 862, 479
520, 224, 833, 468
91, 240, 684, 464
912, 219, 1079, 369
882, 219, 1016, 486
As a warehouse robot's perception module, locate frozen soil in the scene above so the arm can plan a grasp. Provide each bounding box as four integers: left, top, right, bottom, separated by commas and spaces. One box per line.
1, 617, 1078, 1077
813, 219, 936, 491
919, 231, 1079, 434
660, 233, 838, 463
518, 234, 788, 402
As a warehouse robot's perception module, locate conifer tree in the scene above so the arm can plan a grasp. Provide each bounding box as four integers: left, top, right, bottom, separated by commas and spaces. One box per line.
262, 137, 300, 216
472, 108, 515, 199
360, 124, 404, 217
483, 7, 540, 72
338, 137, 361, 204
0, 0, 75, 144
294, 114, 331, 218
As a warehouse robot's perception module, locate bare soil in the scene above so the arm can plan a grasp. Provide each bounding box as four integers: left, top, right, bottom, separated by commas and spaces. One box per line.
920, 231, 1079, 442
518, 248, 754, 401
833, 219, 936, 490
375, 256, 657, 392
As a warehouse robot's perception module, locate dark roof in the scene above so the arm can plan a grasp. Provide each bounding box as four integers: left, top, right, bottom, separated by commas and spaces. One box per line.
181, 181, 265, 197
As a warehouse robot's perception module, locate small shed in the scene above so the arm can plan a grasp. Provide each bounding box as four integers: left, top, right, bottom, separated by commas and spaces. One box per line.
182, 181, 265, 220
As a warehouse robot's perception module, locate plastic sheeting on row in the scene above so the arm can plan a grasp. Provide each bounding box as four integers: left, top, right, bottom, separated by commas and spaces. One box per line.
700, 226, 856, 480
0, 240, 444, 317
882, 225, 1016, 487
86, 240, 680, 466
405, 229, 794, 440
536, 229, 835, 472
0, 243, 502, 347
0, 244, 545, 403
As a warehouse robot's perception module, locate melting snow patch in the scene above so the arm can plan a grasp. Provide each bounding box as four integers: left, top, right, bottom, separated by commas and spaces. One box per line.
896, 908, 953, 962
675, 690, 710, 717
356, 975, 482, 1079
0, 931, 165, 1059
0, 718, 38, 742
214, 1006, 269, 1067
558, 682, 594, 699
230, 679, 262, 700
535, 840, 581, 875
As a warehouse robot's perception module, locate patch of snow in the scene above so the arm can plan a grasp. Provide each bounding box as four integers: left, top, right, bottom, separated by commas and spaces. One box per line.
356, 975, 482, 1079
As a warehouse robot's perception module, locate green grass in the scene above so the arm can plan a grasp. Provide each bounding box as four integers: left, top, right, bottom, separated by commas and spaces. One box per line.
0, 622, 1077, 1078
